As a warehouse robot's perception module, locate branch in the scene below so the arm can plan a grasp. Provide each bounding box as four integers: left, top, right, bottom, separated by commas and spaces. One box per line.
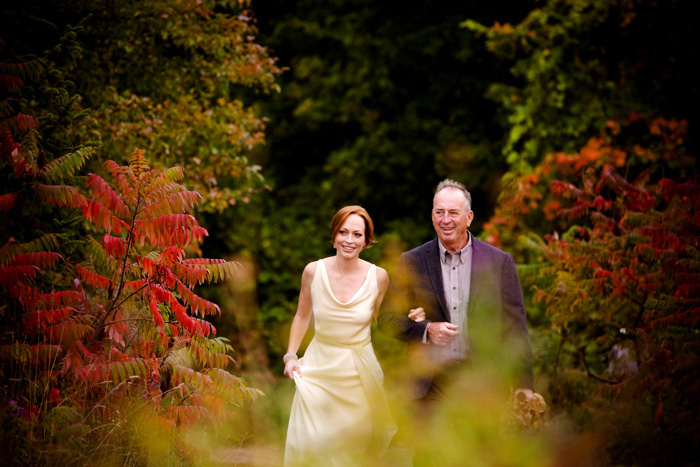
86, 271, 155, 348
109, 194, 142, 311
109, 277, 156, 313
566, 337, 620, 384
552, 334, 565, 402
105, 317, 156, 326
632, 291, 648, 329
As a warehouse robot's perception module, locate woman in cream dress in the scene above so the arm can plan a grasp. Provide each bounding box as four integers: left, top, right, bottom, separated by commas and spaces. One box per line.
283, 206, 423, 465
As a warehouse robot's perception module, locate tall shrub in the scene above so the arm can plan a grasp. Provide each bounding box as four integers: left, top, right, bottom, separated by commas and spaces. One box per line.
486, 116, 698, 464
1, 147, 259, 464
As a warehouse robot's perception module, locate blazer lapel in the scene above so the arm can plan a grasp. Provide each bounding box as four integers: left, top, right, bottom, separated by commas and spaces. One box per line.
423, 238, 449, 321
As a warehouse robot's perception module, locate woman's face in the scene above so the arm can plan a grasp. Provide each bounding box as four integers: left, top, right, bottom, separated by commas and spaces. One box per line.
334, 214, 366, 259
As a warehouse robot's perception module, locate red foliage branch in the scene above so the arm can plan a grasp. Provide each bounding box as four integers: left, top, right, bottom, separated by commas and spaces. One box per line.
0, 192, 16, 212
0, 265, 39, 287
23, 307, 77, 334
7, 251, 62, 268
103, 234, 127, 258
133, 214, 208, 248
2, 145, 249, 441
76, 264, 113, 289
82, 199, 126, 234
87, 174, 130, 219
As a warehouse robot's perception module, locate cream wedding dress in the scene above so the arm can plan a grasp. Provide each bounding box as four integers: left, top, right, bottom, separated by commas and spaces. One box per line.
284, 259, 396, 465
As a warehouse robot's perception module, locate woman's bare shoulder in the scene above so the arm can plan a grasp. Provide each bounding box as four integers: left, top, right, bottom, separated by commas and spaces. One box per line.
301, 261, 319, 281
375, 265, 390, 291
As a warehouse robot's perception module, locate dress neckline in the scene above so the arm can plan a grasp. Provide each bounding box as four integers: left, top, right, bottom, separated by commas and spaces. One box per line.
319, 259, 374, 305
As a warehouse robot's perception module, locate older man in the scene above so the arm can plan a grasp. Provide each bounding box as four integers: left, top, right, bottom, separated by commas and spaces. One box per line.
378, 179, 534, 404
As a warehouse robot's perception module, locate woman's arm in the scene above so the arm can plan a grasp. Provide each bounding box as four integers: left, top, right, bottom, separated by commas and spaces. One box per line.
283, 262, 316, 379
373, 266, 390, 321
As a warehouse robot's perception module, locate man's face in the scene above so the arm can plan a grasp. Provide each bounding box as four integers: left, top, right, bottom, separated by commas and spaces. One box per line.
432, 188, 473, 253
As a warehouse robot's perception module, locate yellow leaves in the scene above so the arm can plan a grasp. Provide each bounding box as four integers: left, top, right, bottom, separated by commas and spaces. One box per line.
181, 258, 239, 283
41, 147, 95, 184
33, 184, 87, 210
103, 359, 151, 385
172, 262, 210, 287
188, 337, 233, 370
91, 91, 271, 211
506, 391, 548, 430
490, 21, 515, 35
140, 190, 203, 217
129, 148, 151, 176
165, 404, 209, 426
206, 367, 264, 402
171, 364, 213, 391
162, 166, 185, 182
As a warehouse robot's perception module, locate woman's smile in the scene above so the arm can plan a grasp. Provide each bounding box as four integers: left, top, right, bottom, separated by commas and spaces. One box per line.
334, 214, 366, 257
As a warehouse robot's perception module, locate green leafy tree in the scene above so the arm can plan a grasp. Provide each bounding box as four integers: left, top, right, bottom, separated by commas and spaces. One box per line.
463, 0, 697, 171
52, 0, 283, 211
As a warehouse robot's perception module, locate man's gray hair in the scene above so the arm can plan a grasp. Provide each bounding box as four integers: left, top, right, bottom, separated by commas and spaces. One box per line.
434, 179, 472, 211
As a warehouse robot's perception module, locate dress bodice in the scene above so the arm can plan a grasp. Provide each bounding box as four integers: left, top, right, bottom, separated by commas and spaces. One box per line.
311, 259, 378, 346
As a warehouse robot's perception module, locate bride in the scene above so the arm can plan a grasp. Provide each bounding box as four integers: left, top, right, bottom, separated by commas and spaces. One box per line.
283, 206, 422, 465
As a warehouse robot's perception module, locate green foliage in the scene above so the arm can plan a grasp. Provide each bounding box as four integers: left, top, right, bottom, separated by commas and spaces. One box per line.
257, 0, 537, 216
208, 0, 539, 366
57, 0, 283, 211
463, 0, 697, 171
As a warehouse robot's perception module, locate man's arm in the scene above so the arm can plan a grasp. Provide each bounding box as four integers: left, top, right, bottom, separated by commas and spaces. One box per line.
377, 254, 430, 342
501, 253, 535, 390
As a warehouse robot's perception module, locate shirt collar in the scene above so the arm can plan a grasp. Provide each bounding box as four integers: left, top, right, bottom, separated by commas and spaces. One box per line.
438, 232, 472, 264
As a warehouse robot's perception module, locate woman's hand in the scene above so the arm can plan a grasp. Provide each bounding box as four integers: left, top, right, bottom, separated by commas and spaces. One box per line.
283, 359, 300, 379
408, 307, 425, 322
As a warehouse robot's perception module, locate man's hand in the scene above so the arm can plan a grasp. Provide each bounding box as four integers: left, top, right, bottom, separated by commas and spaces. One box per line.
514, 388, 534, 408
427, 322, 458, 346
408, 307, 425, 322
